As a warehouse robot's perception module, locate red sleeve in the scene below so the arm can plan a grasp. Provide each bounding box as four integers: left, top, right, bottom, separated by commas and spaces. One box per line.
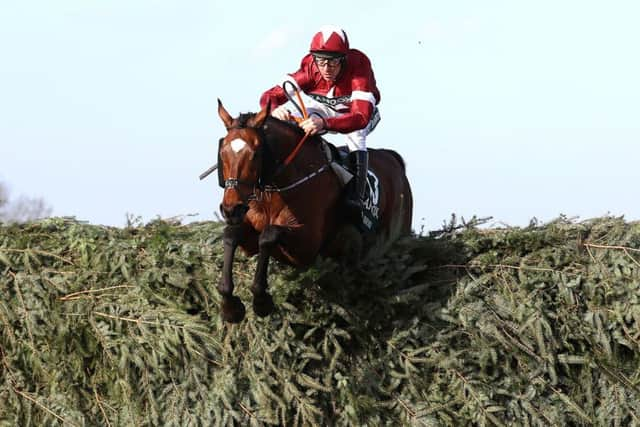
325, 52, 379, 133
259, 55, 315, 109
259, 85, 286, 110
325, 99, 372, 133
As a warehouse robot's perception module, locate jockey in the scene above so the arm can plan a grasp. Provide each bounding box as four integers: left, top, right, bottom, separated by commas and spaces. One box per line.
260, 25, 381, 217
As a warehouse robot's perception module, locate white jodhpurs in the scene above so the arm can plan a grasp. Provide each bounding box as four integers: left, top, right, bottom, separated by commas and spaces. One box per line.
286, 90, 380, 152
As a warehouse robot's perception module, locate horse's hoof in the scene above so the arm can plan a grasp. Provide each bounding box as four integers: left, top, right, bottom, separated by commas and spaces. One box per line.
221, 295, 246, 323
253, 293, 275, 317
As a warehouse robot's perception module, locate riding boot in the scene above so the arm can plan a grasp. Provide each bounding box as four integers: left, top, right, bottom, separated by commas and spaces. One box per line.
345, 150, 368, 219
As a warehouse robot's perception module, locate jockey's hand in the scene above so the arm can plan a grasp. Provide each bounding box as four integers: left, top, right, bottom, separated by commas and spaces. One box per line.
299, 116, 325, 135
271, 105, 292, 121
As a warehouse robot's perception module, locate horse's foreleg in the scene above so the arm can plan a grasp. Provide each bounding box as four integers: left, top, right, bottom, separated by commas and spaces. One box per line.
251, 225, 282, 317
218, 224, 246, 323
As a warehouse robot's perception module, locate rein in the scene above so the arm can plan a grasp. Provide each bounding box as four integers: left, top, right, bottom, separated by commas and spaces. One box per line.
263, 164, 330, 193
225, 164, 330, 202
283, 130, 311, 167
282, 81, 312, 167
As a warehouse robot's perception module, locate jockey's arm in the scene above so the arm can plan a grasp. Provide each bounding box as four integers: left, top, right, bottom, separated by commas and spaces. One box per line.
259, 86, 287, 110
260, 59, 314, 111
325, 98, 374, 134
324, 65, 377, 133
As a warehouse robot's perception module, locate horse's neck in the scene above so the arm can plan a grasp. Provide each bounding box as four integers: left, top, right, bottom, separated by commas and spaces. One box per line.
264, 119, 317, 168
264, 119, 327, 187
264, 118, 304, 157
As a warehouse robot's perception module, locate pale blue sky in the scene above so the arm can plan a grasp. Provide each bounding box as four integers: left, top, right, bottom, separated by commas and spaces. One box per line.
1, 1, 638, 231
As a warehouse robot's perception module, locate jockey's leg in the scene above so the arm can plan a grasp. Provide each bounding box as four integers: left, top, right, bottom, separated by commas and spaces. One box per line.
344, 131, 368, 217
344, 109, 380, 217
354, 150, 369, 200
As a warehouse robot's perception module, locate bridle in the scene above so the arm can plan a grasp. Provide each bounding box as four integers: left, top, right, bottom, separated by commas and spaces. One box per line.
219, 120, 329, 201
218, 126, 266, 201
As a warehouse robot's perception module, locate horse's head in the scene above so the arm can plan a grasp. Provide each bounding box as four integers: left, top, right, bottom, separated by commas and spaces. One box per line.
216, 99, 271, 223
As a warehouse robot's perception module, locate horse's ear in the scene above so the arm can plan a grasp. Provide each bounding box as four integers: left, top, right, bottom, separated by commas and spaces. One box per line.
217, 98, 234, 129
249, 100, 270, 128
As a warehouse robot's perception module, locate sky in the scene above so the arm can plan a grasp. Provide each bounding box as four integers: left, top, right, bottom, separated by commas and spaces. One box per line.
1, 0, 638, 232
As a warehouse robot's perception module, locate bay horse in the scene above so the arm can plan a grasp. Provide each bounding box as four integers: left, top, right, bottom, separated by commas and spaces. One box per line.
215, 99, 412, 323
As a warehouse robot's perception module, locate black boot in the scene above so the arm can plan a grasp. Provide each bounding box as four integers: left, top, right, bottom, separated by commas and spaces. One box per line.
345, 150, 368, 220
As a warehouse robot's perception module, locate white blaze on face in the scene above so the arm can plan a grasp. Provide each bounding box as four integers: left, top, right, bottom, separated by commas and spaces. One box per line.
229, 138, 247, 153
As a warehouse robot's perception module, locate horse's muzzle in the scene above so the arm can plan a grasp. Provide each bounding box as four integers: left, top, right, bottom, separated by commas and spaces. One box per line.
220, 202, 249, 224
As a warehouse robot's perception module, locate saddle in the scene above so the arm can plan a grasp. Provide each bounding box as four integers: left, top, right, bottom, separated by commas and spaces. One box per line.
319, 140, 381, 232
319, 140, 353, 186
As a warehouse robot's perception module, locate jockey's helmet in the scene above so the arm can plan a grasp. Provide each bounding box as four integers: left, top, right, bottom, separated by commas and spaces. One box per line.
309, 25, 349, 58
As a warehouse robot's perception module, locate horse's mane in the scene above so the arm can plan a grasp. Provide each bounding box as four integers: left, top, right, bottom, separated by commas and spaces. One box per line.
236, 113, 254, 128
234, 113, 306, 137
265, 116, 306, 136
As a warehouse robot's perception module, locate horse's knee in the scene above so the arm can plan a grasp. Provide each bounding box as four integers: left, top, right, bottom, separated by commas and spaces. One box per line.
223, 224, 244, 244
259, 225, 282, 248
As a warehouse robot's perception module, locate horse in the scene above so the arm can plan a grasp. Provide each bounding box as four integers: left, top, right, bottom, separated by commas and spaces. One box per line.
214, 99, 412, 323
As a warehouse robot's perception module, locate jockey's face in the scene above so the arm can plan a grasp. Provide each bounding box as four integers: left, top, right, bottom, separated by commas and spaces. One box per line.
314, 56, 343, 82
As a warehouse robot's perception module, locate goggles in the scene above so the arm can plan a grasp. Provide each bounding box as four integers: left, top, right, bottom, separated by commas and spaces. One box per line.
313, 55, 343, 67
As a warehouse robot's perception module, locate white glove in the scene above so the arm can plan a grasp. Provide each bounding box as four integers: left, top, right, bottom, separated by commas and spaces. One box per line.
271, 105, 292, 121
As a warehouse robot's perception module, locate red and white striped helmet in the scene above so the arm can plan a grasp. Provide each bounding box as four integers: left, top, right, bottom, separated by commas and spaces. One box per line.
309, 25, 349, 57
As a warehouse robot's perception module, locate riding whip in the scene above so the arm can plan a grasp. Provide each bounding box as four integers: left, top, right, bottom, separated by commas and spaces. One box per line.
199, 163, 217, 180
